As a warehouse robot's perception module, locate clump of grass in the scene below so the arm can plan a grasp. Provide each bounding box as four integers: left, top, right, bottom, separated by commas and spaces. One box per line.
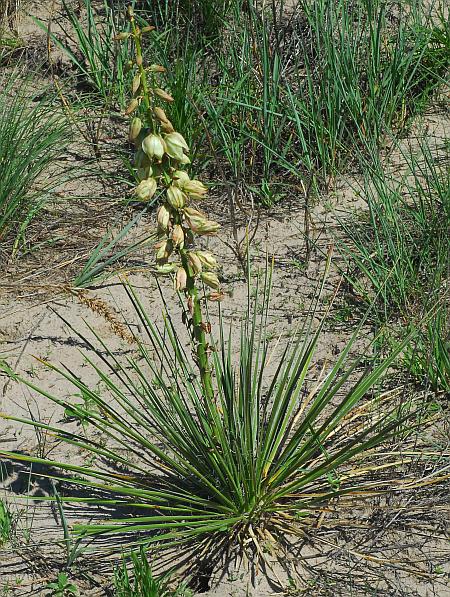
403, 310, 450, 393
140, 0, 448, 199
0, 498, 12, 545
338, 138, 449, 320
0, 72, 72, 255
285, 0, 449, 186
336, 137, 449, 390
114, 547, 192, 597
34, 0, 132, 109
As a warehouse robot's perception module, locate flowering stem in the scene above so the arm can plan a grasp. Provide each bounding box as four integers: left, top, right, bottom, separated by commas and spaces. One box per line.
128, 9, 154, 129
180, 254, 214, 401
123, 5, 218, 402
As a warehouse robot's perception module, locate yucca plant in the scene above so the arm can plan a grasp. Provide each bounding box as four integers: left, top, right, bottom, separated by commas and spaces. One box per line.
0, 261, 427, 582
0, 5, 441, 590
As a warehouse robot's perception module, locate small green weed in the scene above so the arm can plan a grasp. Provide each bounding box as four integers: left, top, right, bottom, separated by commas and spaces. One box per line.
46, 573, 78, 597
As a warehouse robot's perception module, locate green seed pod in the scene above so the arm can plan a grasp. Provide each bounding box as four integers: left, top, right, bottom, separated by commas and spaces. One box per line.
166, 186, 186, 209
129, 117, 142, 143
196, 250, 218, 270
125, 98, 139, 115
201, 272, 220, 290
134, 178, 157, 201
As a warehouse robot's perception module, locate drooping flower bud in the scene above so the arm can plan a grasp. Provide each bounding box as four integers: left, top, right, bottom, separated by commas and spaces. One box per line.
183, 207, 207, 229
154, 107, 170, 124
114, 32, 131, 41
155, 239, 173, 261
137, 165, 152, 181
178, 153, 191, 165
135, 149, 151, 169
166, 186, 186, 209
175, 267, 187, 291
125, 98, 139, 115
160, 120, 175, 134
195, 220, 221, 235
142, 134, 165, 160
154, 88, 174, 102
156, 263, 177, 274
187, 251, 202, 275
196, 250, 218, 270
171, 224, 184, 248
201, 272, 220, 290
141, 25, 156, 33
157, 204, 171, 231
208, 291, 226, 302
148, 64, 165, 73
129, 117, 142, 143
135, 178, 157, 201
164, 132, 189, 161
132, 73, 141, 95
183, 179, 208, 198
173, 170, 190, 187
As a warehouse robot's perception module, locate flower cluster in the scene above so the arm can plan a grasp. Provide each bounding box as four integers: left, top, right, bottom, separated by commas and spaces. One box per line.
121, 7, 221, 298
130, 109, 221, 292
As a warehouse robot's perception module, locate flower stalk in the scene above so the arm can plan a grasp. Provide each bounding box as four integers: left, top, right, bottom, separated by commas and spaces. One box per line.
117, 7, 221, 400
